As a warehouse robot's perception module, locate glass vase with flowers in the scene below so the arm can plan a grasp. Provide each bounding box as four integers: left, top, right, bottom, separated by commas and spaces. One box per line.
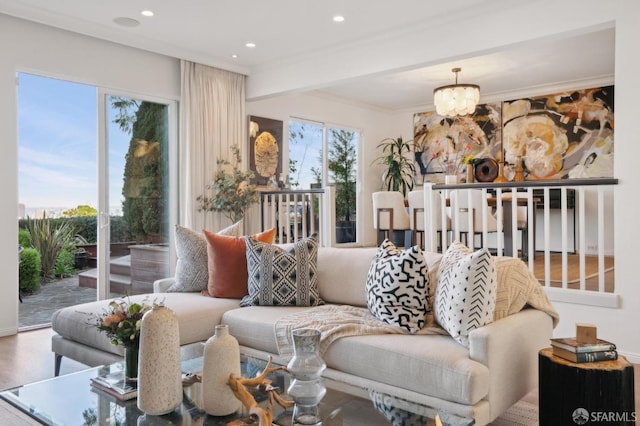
429, 139, 474, 183
94, 295, 153, 381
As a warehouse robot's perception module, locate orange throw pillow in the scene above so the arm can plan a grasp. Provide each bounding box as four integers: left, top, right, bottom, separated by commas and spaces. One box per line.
202, 228, 276, 298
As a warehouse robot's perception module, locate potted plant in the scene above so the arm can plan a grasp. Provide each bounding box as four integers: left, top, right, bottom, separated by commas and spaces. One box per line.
328, 130, 357, 243
71, 234, 90, 270
197, 145, 259, 224
373, 136, 416, 197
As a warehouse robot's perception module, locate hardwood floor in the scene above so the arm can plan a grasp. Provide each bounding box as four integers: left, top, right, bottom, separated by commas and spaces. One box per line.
532, 253, 615, 292
0, 327, 86, 391
1, 327, 638, 416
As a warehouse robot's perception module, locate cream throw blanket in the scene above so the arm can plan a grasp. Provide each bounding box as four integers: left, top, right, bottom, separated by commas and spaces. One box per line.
275, 256, 559, 357
493, 257, 560, 327
275, 305, 447, 356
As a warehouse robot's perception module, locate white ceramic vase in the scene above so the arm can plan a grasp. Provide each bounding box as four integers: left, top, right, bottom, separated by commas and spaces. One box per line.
137, 304, 182, 415
202, 324, 241, 416
445, 174, 458, 185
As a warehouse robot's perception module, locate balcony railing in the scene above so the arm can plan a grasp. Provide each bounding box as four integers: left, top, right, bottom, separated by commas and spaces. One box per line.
423, 178, 618, 307
260, 189, 325, 244
258, 180, 618, 307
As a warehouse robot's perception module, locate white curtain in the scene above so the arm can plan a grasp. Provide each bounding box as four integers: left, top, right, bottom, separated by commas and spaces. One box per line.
179, 61, 246, 232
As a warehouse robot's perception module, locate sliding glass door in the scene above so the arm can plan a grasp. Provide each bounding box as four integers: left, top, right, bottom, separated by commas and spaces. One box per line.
17, 74, 99, 329
17, 73, 175, 329
98, 93, 173, 300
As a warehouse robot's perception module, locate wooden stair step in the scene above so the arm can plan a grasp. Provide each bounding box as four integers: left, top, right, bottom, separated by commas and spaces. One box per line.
78, 269, 134, 294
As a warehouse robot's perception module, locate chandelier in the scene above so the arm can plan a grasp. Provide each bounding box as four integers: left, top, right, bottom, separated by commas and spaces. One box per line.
433, 67, 480, 117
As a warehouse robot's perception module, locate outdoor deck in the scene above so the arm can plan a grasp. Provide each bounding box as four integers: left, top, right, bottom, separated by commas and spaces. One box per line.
18, 254, 149, 330
19, 275, 99, 330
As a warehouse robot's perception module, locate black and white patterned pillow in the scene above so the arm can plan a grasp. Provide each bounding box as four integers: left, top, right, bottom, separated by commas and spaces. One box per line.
366, 239, 429, 333
434, 241, 497, 347
370, 390, 431, 426
241, 234, 323, 307
167, 222, 241, 292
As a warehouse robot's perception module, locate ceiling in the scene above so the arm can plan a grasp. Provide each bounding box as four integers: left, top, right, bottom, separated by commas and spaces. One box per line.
0, 0, 615, 111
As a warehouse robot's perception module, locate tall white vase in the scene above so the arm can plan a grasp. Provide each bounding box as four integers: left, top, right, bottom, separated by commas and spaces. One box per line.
202, 324, 241, 416
137, 304, 182, 415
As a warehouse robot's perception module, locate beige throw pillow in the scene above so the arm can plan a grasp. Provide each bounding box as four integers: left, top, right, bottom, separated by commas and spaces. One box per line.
166, 221, 241, 292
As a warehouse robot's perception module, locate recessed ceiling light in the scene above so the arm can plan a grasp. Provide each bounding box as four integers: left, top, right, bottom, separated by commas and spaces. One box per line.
231, 54, 238, 58
245, 42, 256, 48
141, 10, 154, 17
113, 17, 140, 27
333, 15, 345, 23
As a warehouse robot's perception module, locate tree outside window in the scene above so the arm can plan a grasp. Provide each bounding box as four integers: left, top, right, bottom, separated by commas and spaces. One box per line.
288, 120, 359, 244
328, 129, 357, 243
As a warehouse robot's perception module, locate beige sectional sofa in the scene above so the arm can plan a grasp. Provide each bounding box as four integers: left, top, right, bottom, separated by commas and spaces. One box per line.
51, 246, 556, 426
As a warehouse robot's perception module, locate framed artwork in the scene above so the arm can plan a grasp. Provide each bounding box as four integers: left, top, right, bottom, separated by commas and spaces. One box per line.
248, 115, 283, 186
502, 85, 613, 180
413, 85, 614, 182
413, 102, 502, 184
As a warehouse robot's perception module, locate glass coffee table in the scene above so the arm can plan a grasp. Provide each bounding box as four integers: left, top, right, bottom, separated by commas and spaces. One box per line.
0, 343, 474, 425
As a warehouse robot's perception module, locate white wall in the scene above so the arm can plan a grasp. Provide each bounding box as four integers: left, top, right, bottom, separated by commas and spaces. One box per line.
603, 0, 640, 362
0, 14, 180, 336
246, 93, 392, 246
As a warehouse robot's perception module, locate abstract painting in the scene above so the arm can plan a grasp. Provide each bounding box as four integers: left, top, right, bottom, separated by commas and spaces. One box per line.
413, 85, 614, 182
413, 102, 502, 183
502, 86, 613, 180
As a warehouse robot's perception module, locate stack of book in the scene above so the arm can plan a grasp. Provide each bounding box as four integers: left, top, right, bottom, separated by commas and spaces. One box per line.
90, 367, 138, 401
550, 337, 617, 363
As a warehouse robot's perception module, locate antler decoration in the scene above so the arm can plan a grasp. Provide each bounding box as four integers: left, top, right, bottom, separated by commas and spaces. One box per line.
227, 356, 294, 425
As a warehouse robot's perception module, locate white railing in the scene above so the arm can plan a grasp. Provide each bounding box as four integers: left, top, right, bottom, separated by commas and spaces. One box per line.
423, 178, 618, 306
260, 189, 325, 245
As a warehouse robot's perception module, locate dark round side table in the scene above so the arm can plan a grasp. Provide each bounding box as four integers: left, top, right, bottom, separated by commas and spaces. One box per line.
538, 347, 636, 425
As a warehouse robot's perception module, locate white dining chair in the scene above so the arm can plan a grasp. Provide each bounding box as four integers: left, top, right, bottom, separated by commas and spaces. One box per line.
500, 192, 535, 259
408, 189, 450, 251
372, 191, 411, 247
449, 189, 499, 250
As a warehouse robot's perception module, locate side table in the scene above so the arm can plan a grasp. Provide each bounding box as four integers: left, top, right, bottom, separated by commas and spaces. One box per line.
539, 347, 636, 425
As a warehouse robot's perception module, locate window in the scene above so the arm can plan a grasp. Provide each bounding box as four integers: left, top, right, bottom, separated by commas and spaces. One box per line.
17, 73, 175, 329
288, 119, 360, 244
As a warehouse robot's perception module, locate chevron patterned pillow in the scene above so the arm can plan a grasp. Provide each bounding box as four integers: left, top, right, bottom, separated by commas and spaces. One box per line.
241, 234, 323, 307
434, 241, 497, 347
366, 239, 430, 333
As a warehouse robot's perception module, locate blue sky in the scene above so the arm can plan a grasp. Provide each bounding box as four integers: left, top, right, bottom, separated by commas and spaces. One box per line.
288, 120, 323, 189
18, 73, 129, 216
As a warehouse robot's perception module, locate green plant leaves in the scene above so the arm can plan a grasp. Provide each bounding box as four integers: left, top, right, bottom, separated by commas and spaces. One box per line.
374, 137, 416, 196
197, 145, 259, 223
